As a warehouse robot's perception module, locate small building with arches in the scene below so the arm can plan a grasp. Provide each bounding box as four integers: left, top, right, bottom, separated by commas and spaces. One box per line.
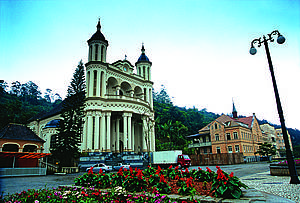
0, 123, 50, 176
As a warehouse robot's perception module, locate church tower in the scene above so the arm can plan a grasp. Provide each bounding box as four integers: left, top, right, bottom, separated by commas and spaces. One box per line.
135, 44, 152, 81
232, 101, 238, 119
82, 20, 155, 154
87, 19, 108, 63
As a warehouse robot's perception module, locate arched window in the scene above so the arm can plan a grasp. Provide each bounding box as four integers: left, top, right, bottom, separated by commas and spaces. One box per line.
89, 45, 93, 61
23, 145, 37, 152
2, 144, 19, 152
93, 70, 97, 96
101, 45, 105, 62
95, 44, 99, 61
87, 71, 90, 95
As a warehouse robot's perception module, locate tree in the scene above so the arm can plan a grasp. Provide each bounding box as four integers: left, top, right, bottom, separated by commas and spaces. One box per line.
255, 142, 277, 162
51, 60, 86, 167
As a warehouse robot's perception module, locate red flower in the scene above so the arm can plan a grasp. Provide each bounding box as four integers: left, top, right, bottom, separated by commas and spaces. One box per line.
137, 169, 143, 180
159, 174, 166, 183
186, 177, 193, 187
117, 167, 123, 176
175, 175, 179, 180
185, 167, 189, 173
198, 167, 202, 170
175, 166, 179, 170
99, 168, 103, 174
206, 167, 212, 173
229, 172, 234, 178
169, 165, 173, 169
88, 167, 94, 174
130, 166, 133, 174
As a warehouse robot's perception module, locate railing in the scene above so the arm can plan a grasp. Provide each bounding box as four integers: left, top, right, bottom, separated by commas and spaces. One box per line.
106, 95, 149, 105
0, 168, 47, 177
188, 142, 212, 148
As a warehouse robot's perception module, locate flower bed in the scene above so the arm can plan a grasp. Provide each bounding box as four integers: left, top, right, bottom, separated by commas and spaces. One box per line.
1, 165, 248, 202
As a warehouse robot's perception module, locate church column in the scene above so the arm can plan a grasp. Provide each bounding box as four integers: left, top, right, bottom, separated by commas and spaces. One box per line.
101, 72, 106, 97
100, 113, 106, 152
87, 112, 93, 151
142, 116, 147, 152
94, 112, 100, 150
96, 70, 101, 97
106, 112, 111, 152
131, 121, 135, 152
116, 86, 120, 95
127, 113, 132, 151
151, 119, 155, 151
116, 118, 120, 153
82, 117, 87, 151
123, 113, 128, 151
111, 120, 115, 152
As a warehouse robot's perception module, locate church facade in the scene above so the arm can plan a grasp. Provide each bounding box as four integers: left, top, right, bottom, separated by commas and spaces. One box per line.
83, 20, 155, 153
28, 20, 155, 154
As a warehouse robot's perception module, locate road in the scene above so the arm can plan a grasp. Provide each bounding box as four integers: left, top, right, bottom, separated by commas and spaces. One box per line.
189, 161, 270, 178
0, 162, 270, 196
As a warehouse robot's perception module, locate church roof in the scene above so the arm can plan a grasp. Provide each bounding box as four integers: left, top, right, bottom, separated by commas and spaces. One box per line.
198, 114, 254, 132
136, 44, 151, 64
87, 19, 108, 44
28, 101, 63, 122
0, 124, 45, 142
44, 119, 60, 128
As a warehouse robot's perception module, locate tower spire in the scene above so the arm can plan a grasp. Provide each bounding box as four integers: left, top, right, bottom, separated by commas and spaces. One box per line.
97, 18, 101, 31
232, 99, 237, 119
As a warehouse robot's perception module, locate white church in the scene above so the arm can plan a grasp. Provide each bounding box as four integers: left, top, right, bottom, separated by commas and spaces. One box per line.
28, 20, 155, 155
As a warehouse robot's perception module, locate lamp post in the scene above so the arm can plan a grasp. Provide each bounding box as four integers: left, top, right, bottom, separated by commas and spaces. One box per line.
250, 30, 300, 184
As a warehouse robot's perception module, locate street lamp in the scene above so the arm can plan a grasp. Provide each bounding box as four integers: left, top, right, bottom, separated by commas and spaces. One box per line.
250, 30, 300, 184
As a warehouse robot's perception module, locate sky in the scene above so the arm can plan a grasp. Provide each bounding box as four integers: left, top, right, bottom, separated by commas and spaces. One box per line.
1, 0, 300, 130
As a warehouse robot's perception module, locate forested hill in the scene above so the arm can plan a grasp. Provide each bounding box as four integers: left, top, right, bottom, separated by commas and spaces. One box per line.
0, 80, 62, 129
1, 80, 300, 152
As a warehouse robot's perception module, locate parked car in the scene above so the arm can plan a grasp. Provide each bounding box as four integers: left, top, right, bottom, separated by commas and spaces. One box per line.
86, 163, 113, 173
113, 163, 130, 171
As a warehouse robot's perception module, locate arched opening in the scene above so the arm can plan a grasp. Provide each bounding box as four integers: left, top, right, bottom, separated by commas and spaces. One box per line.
120, 82, 132, 97
95, 44, 99, 61
23, 145, 37, 152
107, 77, 118, 95
2, 144, 19, 152
101, 45, 105, 62
93, 70, 97, 96
87, 71, 90, 96
134, 86, 143, 99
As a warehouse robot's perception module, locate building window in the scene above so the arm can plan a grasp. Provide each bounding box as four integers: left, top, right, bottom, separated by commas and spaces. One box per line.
226, 133, 231, 140
216, 147, 221, 154
93, 70, 97, 96
228, 146, 233, 153
95, 44, 99, 60
215, 123, 218, 129
233, 132, 238, 139
204, 148, 207, 154
215, 134, 219, 141
101, 45, 105, 62
235, 145, 240, 152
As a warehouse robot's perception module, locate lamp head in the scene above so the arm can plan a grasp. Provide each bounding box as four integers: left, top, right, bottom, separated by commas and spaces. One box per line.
277, 35, 285, 44
249, 47, 257, 55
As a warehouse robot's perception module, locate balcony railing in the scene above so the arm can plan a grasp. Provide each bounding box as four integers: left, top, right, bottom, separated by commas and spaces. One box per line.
188, 142, 212, 148
106, 95, 149, 106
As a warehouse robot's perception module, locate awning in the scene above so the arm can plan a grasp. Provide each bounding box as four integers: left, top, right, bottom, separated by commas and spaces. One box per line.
0, 152, 51, 159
